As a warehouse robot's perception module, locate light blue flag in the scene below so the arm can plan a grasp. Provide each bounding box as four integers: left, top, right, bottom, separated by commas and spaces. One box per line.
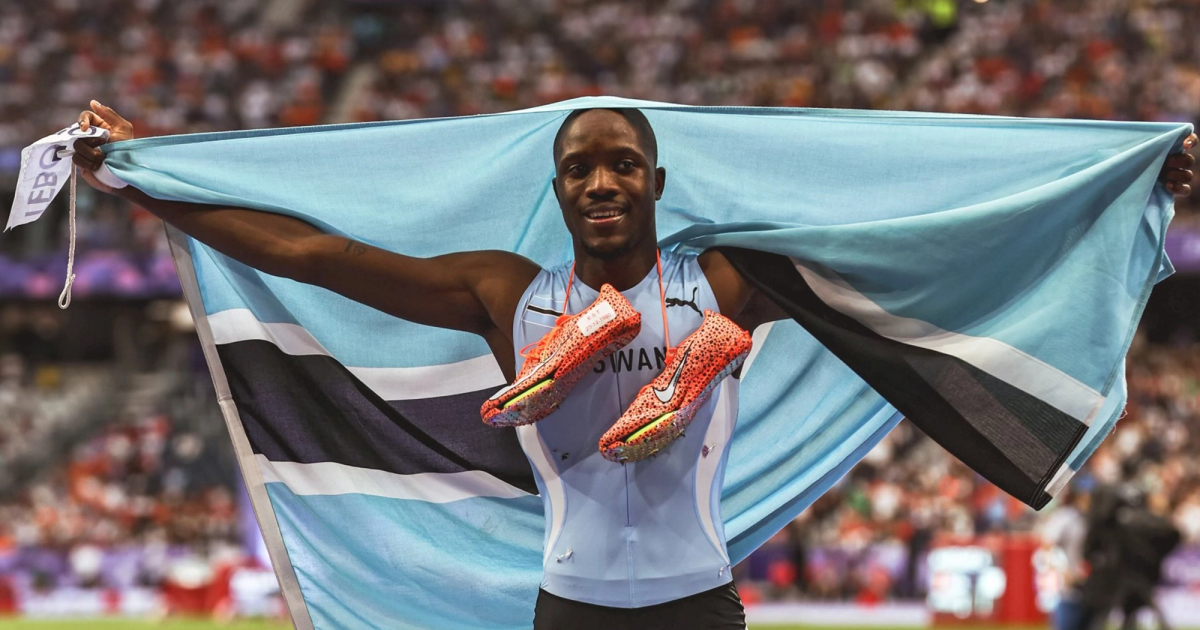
94, 97, 1190, 629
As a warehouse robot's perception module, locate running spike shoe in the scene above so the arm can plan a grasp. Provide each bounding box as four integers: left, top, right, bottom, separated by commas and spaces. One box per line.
599, 309, 752, 463
482, 284, 641, 428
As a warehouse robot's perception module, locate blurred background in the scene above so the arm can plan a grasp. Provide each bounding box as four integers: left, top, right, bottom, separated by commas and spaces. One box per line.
1, 0, 1199, 628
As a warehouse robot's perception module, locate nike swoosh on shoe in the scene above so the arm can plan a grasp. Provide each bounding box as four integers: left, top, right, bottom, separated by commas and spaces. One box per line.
652, 346, 690, 404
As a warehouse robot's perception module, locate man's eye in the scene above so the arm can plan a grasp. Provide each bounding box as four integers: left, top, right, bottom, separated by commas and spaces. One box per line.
617, 160, 635, 170
568, 165, 587, 176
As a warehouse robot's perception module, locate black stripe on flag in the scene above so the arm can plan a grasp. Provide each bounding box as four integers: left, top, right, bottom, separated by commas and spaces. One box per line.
721, 247, 1086, 509
217, 339, 537, 494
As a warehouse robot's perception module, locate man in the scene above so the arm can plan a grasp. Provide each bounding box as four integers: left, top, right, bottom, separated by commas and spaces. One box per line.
1039, 487, 1089, 630
72, 100, 1197, 629
1080, 478, 1181, 630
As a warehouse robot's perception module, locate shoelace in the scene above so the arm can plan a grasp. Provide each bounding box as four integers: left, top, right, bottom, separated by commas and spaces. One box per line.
518, 251, 673, 362
517, 263, 577, 362
518, 313, 571, 363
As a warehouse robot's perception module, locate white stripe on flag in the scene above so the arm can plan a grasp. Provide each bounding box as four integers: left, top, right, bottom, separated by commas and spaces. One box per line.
741, 321, 774, 378
352, 360, 505, 401
694, 380, 736, 565
793, 260, 1104, 425
207, 308, 507, 399
1045, 460, 1076, 498
255, 455, 530, 502
209, 308, 329, 355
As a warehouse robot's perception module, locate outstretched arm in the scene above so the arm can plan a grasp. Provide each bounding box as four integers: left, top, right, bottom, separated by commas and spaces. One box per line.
73, 101, 539, 376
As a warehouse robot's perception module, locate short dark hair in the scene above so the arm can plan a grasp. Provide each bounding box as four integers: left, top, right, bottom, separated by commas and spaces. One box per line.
552, 108, 658, 167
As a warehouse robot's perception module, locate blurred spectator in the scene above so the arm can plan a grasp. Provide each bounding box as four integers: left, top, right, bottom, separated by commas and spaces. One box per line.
1040, 488, 1089, 629
1077, 481, 1180, 630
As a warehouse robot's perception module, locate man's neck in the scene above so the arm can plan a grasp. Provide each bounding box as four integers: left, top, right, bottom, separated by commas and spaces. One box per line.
574, 244, 658, 292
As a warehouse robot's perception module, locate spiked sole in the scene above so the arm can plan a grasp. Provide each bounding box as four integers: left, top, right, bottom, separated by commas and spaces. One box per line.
602, 347, 749, 463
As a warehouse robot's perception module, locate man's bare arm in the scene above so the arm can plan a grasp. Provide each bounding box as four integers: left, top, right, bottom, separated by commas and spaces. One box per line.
73, 101, 539, 375
698, 248, 787, 332
112, 188, 539, 336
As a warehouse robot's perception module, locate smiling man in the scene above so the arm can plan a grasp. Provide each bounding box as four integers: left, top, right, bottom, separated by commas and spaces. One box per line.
75, 102, 786, 629
72, 100, 1197, 630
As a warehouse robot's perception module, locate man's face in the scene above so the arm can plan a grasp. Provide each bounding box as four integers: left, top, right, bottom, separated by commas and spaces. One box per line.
554, 110, 665, 260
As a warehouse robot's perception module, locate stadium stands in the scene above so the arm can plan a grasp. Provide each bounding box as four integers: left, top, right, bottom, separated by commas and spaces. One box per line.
2, 0, 1196, 253
0, 309, 247, 605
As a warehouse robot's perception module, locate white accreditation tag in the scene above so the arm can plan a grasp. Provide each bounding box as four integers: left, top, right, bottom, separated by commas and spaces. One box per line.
6, 123, 109, 231
576, 300, 617, 337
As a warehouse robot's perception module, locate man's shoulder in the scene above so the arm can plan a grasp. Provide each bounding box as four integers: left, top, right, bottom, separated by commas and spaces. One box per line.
455, 249, 544, 286
695, 248, 732, 280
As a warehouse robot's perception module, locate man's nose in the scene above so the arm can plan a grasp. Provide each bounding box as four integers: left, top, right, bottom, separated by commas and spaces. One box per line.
585, 168, 618, 199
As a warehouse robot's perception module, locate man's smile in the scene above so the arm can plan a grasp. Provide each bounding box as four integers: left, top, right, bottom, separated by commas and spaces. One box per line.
582, 203, 628, 226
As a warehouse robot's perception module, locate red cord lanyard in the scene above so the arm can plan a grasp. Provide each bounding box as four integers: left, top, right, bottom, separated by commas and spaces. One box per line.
562, 250, 671, 350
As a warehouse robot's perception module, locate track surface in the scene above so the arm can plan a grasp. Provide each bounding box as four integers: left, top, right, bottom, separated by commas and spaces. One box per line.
0, 622, 1048, 630
0, 621, 290, 630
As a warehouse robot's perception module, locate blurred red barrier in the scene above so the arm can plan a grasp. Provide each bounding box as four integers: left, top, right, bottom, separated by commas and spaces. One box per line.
928, 534, 1047, 626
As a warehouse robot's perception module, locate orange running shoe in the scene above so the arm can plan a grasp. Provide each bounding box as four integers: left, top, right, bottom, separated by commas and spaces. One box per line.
482, 284, 641, 428
599, 310, 752, 463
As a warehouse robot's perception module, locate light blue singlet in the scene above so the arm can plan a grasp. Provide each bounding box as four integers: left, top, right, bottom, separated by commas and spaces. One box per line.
512, 249, 740, 608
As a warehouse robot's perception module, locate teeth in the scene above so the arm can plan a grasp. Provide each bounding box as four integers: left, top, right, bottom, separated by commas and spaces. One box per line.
588, 210, 622, 219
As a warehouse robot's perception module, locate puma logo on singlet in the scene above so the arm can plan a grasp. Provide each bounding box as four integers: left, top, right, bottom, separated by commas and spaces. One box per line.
665, 287, 701, 315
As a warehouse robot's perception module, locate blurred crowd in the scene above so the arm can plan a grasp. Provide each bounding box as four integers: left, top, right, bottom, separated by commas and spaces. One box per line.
0, 350, 245, 595
0, 0, 344, 149
736, 333, 1200, 603
3, 0, 1197, 134
1, 0, 1198, 256
0, 355, 109, 480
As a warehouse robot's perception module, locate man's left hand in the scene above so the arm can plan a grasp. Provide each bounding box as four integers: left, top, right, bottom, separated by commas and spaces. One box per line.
1162, 133, 1197, 197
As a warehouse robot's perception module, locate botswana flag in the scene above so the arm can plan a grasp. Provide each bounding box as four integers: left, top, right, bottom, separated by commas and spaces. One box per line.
97, 97, 1190, 629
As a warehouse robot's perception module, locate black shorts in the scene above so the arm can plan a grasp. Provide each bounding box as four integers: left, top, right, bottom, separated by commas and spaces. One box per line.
532, 582, 746, 630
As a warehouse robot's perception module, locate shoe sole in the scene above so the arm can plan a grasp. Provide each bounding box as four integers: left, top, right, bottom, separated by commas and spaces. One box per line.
602, 347, 750, 463
484, 325, 641, 428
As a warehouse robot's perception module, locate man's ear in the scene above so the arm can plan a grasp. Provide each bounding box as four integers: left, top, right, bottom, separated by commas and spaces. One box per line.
552, 177, 560, 203
654, 167, 667, 200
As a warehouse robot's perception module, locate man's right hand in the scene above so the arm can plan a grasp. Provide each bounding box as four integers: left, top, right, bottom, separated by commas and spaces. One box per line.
73, 100, 134, 194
